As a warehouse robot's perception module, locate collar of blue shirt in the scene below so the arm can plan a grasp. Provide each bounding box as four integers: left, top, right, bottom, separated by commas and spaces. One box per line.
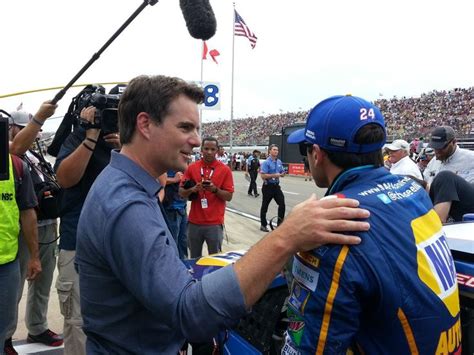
110, 150, 163, 197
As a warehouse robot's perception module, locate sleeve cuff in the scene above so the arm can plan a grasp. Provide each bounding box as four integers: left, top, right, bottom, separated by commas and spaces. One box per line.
201, 264, 247, 319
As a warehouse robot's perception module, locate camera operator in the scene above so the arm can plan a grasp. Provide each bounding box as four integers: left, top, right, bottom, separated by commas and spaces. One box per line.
54, 105, 120, 355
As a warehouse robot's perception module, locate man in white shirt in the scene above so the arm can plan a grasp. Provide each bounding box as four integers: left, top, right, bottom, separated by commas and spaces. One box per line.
429, 125, 474, 183
385, 139, 423, 179
423, 152, 441, 185
215, 146, 229, 166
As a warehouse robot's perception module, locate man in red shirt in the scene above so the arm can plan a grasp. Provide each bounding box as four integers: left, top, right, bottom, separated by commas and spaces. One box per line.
180, 137, 234, 258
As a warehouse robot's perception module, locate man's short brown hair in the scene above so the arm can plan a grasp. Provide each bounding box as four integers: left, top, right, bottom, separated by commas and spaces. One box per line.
118, 75, 204, 144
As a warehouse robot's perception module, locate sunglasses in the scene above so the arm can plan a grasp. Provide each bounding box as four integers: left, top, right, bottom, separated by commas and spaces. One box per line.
8, 124, 24, 130
298, 142, 313, 156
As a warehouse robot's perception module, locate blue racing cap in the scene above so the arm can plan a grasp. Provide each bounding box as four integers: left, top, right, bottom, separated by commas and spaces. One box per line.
287, 95, 386, 153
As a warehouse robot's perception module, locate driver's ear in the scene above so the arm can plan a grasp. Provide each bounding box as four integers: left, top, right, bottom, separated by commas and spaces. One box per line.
309, 144, 324, 166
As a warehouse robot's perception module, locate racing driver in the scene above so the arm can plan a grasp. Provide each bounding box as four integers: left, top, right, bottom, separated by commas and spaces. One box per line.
285, 95, 461, 354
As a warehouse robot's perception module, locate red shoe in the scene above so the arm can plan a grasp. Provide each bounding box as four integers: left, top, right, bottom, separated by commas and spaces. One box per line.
27, 329, 64, 347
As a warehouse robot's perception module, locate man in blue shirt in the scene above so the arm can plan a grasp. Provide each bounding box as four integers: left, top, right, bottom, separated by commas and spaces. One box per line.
259, 144, 286, 232
75, 75, 372, 354
163, 170, 188, 259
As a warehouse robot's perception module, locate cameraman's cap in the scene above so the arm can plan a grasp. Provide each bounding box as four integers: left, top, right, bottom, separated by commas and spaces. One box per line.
429, 126, 455, 149
384, 139, 409, 152
9, 111, 32, 127
287, 95, 386, 153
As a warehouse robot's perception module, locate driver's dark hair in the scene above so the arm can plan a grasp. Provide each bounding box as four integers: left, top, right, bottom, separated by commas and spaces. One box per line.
322, 124, 385, 169
119, 75, 204, 144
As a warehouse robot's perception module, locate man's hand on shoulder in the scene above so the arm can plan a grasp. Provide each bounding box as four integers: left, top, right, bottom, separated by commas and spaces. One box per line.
273, 194, 370, 253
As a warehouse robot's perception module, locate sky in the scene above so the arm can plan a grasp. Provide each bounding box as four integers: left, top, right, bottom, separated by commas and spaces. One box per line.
2, 0, 474, 133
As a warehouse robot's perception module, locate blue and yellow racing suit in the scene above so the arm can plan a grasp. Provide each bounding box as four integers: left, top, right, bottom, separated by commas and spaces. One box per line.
283, 166, 461, 355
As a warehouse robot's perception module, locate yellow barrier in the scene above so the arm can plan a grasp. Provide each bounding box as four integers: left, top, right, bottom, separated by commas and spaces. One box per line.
0, 82, 128, 99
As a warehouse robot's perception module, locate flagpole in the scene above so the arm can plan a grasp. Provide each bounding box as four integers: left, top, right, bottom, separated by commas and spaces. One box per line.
230, 3, 236, 152
200, 41, 204, 127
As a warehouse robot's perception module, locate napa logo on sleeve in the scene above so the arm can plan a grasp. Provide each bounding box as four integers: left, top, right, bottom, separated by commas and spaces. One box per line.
411, 210, 460, 317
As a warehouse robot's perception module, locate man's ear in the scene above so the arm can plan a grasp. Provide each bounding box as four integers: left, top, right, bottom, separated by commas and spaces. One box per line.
136, 112, 153, 140
310, 144, 325, 166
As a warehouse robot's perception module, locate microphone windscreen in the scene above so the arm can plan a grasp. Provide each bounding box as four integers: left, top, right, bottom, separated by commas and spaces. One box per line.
179, 0, 217, 40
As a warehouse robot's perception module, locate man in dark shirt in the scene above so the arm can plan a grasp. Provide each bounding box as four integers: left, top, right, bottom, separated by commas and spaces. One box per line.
245, 149, 261, 197
54, 105, 120, 355
430, 170, 474, 222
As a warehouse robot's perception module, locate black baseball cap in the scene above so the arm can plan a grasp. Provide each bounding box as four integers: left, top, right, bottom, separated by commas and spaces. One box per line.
429, 126, 455, 149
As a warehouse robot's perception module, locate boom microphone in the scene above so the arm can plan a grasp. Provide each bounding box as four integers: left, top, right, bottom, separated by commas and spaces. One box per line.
51, 0, 158, 105
179, 0, 217, 40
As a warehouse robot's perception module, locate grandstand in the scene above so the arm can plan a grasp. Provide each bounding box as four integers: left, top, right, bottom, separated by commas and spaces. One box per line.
202, 87, 474, 147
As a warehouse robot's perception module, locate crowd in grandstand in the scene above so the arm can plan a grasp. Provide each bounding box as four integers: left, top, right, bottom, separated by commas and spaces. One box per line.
202, 110, 307, 146
202, 87, 474, 145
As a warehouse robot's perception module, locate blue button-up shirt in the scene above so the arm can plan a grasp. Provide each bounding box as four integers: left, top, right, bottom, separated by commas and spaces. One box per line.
260, 156, 284, 184
76, 151, 246, 354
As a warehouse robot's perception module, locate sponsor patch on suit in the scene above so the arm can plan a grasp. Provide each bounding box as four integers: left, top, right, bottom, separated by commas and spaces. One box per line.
288, 279, 311, 315
292, 257, 319, 291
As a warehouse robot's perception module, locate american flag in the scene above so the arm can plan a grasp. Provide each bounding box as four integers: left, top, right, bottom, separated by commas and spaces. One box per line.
234, 10, 257, 49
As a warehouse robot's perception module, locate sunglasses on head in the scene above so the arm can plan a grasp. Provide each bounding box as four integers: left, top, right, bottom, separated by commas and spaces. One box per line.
298, 142, 313, 156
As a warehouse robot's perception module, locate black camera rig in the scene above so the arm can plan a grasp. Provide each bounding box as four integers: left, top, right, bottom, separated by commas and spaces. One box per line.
75, 85, 120, 135
47, 85, 122, 157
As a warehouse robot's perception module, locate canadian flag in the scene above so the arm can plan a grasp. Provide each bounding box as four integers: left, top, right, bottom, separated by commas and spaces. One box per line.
202, 41, 220, 64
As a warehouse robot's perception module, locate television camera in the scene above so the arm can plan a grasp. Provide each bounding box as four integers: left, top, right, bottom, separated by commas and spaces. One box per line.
74, 85, 120, 135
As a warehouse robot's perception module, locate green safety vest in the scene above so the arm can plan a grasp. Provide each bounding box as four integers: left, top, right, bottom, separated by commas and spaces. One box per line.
0, 155, 20, 265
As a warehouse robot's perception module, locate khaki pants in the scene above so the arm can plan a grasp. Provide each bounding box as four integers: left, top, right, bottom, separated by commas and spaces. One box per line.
6, 223, 58, 338
56, 250, 86, 355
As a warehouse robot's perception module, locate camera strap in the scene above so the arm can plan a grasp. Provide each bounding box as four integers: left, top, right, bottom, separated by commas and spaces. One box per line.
23, 143, 59, 188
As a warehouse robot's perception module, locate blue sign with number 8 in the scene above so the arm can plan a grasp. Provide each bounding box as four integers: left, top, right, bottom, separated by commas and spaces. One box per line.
203, 83, 219, 109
